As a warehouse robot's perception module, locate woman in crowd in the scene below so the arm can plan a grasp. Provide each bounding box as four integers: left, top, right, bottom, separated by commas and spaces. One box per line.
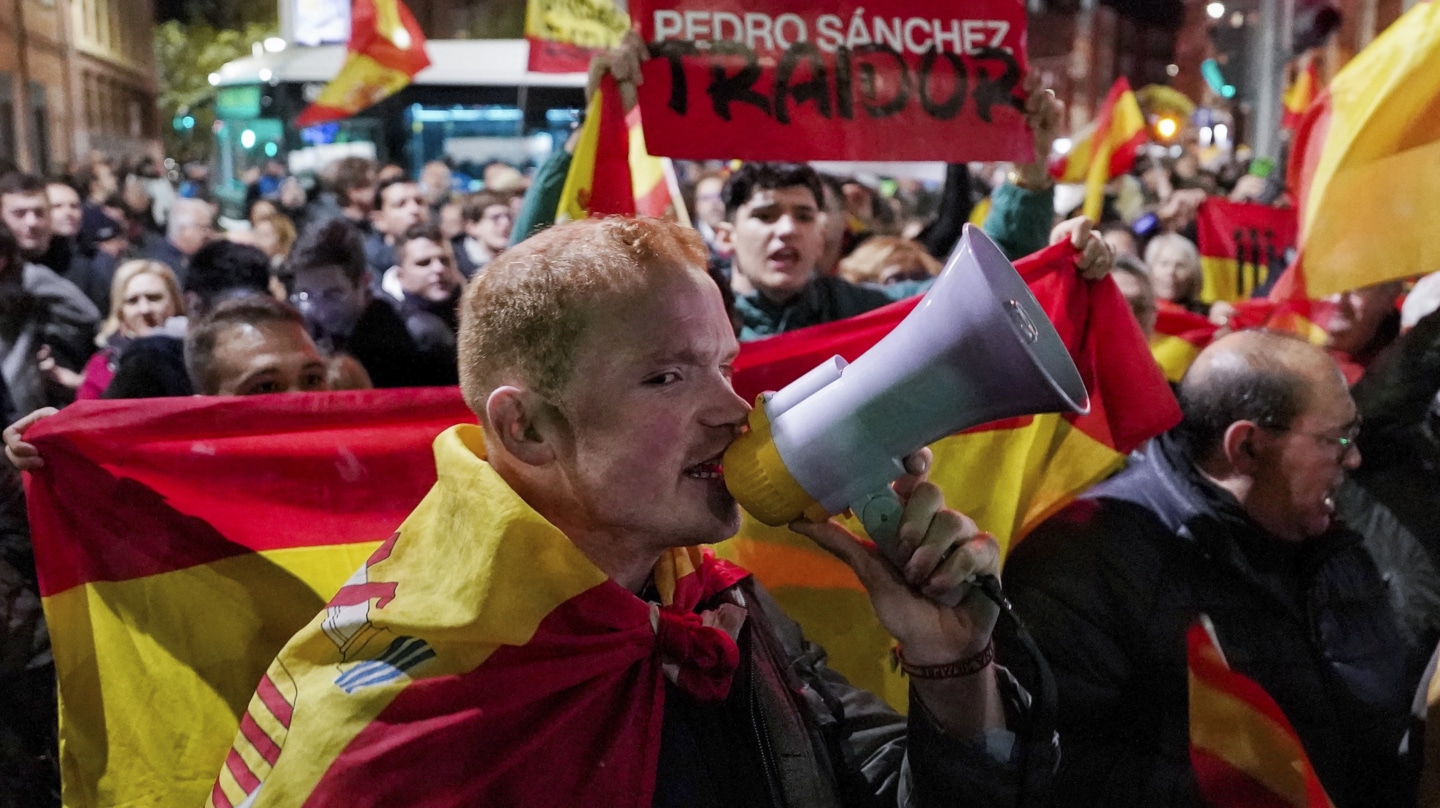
1144, 231, 1207, 315
77, 260, 184, 399
837, 236, 942, 286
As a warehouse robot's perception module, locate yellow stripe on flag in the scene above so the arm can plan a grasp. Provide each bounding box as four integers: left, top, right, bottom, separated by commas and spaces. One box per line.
1297, 2, 1440, 297
1151, 334, 1203, 383
47, 542, 381, 808
556, 90, 605, 224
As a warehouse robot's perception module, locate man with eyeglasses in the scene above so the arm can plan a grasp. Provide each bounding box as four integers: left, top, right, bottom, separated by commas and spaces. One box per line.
452, 190, 513, 279
286, 218, 432, 388
389, 222, 462, 386
1000, 329, 1417, 808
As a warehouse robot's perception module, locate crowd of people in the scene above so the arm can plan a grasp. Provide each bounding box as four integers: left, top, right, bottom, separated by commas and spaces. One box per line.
0, 38, 1436, 807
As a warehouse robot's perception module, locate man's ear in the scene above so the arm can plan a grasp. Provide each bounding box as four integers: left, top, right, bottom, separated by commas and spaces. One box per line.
485, 386, 562, 467
713, 220, 735, 254
1221, 420, 1265, 474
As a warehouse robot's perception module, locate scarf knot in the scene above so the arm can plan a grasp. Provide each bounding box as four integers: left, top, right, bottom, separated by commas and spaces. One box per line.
652, 602, 745, 702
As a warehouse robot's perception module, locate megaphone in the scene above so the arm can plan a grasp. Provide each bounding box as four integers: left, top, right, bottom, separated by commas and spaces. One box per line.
724, 224, 1090, 557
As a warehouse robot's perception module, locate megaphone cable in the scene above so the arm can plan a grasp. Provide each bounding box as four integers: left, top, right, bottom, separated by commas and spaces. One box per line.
975, 574, 1059, 808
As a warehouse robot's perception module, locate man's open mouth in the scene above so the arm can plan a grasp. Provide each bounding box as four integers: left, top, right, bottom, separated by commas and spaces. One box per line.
685, 457, 725, 480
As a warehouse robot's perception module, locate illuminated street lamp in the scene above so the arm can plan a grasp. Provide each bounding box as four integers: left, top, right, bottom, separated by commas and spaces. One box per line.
1207, 2, 1226, 19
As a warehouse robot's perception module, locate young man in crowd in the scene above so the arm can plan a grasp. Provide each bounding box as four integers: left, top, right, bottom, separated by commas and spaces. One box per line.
208, 216, 1032, 806
0, 173, 52, 263
365, 177, 427, 282
390, 223, 462, 386
286, 218, 433, 388
183, 296, 330, 397
451, 190, 512, 278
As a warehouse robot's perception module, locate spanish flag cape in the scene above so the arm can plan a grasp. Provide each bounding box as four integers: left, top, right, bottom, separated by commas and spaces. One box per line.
208, 424, 747, 807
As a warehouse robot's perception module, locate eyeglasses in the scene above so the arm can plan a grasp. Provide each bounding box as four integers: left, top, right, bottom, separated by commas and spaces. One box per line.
290, 289, 350, 308
1262, 423, 1361, 460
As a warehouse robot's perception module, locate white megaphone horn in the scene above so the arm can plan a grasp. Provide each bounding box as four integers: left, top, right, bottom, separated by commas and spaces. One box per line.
723, 224, 1091, 557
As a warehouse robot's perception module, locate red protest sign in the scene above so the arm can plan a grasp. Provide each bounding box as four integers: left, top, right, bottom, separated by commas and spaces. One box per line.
629, 0, 1032, 162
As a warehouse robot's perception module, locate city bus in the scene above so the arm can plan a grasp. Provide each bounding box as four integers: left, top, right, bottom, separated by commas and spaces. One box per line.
208, 38, 587, 222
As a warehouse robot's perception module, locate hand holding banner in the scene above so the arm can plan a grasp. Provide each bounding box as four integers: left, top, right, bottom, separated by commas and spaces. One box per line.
629, 0, 1033, 162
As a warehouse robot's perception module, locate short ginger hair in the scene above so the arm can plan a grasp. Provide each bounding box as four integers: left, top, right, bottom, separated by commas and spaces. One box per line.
457, 217, 708, 417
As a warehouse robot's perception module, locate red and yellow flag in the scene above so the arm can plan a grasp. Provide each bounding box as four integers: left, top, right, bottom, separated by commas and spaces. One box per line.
1196, 198, 1299, 303
556, 76, 636, 223
26, 390, 472, 807
294, 0, 430, 128
1282, 57, 1321, 132
627, 107, 689, 224
1151, 301, 1219, 383
1287, 1, 1440, 298
720, 241, 1180, 705
523, 0, 629, 73
1188, 619, 1337, 807
1050, 77, 1149, 221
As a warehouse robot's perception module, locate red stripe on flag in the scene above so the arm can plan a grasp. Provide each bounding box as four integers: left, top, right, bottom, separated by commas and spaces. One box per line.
24, 389, 473, 595
1191, 748, 1309, 808
224, 748, 261, 794
1108, 127, 1148, 178
256, 674, 294, 729
238, 711, 282, 767
210, 780, 234, 808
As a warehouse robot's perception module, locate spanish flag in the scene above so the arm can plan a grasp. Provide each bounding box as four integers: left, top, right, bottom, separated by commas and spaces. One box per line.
1151, 301, 1218, 383
1282, 57, 1321, 132
1188, 619, 1337, 807
627, 107, 689, 225
556, 76, 636, 223
1196, 197, 1299, 303
1050, 77, 1149, 221
26, 390, 472, 807
208, 427, 746, 806
720, 240, 1180, 706
1288, 1, 1440, 299
294, 0, 430, 128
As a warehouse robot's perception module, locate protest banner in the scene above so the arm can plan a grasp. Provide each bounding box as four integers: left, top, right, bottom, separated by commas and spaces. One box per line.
628, 0, 1033, 161
524, 0, 630, 73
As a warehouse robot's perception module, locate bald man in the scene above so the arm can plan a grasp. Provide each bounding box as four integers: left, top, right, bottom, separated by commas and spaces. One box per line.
1001, 331, 1417, 808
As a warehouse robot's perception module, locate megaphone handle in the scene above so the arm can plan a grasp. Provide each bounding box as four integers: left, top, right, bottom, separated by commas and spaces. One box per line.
854, 487, 906, 563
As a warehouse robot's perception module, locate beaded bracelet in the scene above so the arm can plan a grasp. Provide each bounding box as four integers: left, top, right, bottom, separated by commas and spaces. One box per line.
896, 640, 995, 680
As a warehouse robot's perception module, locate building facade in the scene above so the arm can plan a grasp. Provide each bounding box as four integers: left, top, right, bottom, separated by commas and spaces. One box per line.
0, 0, 160, 174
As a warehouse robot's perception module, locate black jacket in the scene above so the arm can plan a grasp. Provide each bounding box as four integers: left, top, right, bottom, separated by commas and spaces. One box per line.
655, 576, 1030, 808
341, 299, 434, 389
393, 291, 459, 386
1336, 308, 1440, 670
1003, 434, 1414, 808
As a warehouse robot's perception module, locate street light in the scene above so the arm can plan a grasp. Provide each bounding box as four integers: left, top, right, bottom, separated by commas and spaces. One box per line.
1156, 117, 1180, 140
1207, 2, 1225, 19
263, 37, 287, 53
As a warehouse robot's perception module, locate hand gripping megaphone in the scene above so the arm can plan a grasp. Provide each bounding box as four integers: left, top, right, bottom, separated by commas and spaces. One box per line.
723, 224, 1091, 557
